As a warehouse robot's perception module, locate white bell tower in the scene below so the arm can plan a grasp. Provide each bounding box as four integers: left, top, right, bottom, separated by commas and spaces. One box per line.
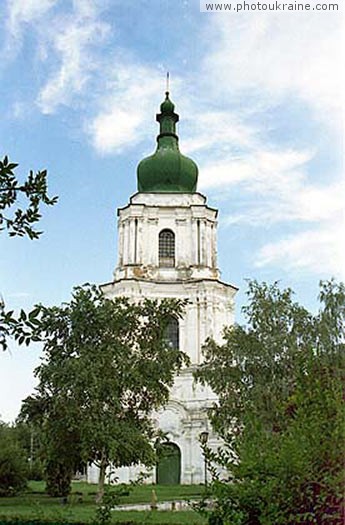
93, 92, 237, 485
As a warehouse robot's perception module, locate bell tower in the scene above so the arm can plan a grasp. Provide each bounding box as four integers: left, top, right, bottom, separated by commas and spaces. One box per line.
99, 91, 237, 484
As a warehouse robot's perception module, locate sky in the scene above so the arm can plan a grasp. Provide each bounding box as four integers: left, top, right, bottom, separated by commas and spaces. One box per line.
0, 0, 344, 423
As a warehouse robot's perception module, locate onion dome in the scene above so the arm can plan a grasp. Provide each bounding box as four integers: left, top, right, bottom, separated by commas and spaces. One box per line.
137, 92, 198, 193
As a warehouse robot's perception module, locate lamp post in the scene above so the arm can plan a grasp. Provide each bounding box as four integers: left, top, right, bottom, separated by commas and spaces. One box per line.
200, 430, 209, 486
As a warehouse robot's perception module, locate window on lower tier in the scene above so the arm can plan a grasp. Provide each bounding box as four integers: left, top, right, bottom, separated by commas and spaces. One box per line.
159, 229, 175, 267
164, 317, 179, 350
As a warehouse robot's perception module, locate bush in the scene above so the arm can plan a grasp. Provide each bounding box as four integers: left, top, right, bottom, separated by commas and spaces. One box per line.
28, 459, 44, 482
45, 459, 72, 497
0, 442, 28, 496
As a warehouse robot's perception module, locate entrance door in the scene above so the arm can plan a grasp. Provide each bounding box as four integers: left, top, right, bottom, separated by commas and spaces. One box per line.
156, 443, 181, 485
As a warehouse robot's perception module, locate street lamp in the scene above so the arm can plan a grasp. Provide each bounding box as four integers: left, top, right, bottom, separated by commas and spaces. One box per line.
199, 430, 209, 486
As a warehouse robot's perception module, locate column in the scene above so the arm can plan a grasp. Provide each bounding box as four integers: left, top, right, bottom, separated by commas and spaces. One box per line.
175, 218, 187, 267
213, 220, 218, 268
185, 300, 198, 364
122, 219, 129, 265
196, 296, 201, 363
205, 222, 211, 268
211, 223, 216, 269
135, 218, 141, 264
191, 218, 198, 266
201, 220, 207, 266
118, 220, 124, 267
148, 218, 158, 266
129, 218, 136, 264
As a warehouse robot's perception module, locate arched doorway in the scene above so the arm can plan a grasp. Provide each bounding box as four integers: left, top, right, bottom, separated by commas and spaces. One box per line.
156, 443, 181, 485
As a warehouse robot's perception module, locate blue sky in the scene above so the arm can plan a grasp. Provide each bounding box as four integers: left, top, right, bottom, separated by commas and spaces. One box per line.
0, 0, 344, 422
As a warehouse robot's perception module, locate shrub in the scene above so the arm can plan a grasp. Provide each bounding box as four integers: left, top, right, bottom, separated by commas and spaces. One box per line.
45, 459, 72, 497
0, 442, 28, 496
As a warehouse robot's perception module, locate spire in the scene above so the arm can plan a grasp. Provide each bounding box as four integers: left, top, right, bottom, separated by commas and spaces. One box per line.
156, 91, 179, 145
137, 89, 198, 193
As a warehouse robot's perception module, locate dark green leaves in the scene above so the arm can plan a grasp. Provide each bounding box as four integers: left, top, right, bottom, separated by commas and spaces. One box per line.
195, 279, 345, 524
0, 155, 58, 239
0, 300, 43, 351
0, 421, 28, 496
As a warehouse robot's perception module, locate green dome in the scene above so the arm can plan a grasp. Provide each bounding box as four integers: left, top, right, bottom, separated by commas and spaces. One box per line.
160, 94, 175, 114
137, 92, 198, 193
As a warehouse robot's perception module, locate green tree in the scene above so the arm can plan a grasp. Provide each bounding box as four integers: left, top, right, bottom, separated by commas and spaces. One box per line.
20, 284, 189, 501
195, 280, 345, 525
7, 420, 44, 481
20, 395, 84, 497
0, 421, 28, 496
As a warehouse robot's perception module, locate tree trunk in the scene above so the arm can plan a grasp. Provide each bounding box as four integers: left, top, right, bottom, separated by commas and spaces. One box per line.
96, 456, 108, 503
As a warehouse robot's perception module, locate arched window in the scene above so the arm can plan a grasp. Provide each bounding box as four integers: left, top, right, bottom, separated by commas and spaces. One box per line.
164, 317, 179, 350
159, 229, 175, 267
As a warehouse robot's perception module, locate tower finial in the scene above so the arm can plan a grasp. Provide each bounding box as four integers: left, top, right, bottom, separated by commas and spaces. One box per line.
166, 71, 170, 94
137, 91, 198, 193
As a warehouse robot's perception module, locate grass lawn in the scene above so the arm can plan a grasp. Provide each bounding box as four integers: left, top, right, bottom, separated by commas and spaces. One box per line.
0, 481, 207, 524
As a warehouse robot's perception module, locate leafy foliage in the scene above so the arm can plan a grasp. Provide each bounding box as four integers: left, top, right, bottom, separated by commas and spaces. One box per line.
0, 155, 57, 351
0, 303, 42, 352
195, 280, 345, 525
20, 285, 189, 501
10, 422, 44, 481
0, 422, 28, 496
0, 156, 57, 239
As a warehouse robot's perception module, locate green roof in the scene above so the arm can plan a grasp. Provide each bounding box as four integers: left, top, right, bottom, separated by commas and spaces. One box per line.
137, 92, 198, 193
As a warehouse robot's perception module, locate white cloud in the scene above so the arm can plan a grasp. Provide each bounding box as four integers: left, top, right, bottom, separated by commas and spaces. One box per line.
256, 220, 345, 280
88, 64, 179, 153
192, 116, 344, 277
1, 0, 57, 62
292, 182, 344, 223
202, 2, 343, 121
37, 5, 110, 114
7, 0, 57, 36
91, 110, 143, 153
2, 1, 111, 113
183, 111, 258, 154
198, 147, 312, 191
